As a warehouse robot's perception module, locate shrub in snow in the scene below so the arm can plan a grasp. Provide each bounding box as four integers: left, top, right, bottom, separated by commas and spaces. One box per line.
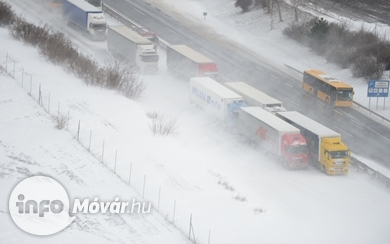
0, 1, 15, 26
235, 0, 253, 13
54, 113, 68, 130
282, 15, 390, 79
0, 4, 146, 99
218, 180, 235, 191
104, 57, 145, 99
253, 207, 265, 213
148, 112, 178, 136
234, 194, 247, 202
10, 17, 49, 46
352, 56, 385, 80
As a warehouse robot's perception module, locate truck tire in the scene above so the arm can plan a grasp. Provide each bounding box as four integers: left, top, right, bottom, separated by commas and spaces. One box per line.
320, 163, 326, 173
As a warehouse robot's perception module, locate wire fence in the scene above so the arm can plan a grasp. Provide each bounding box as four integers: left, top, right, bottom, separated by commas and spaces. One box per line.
0, 50, 209, 244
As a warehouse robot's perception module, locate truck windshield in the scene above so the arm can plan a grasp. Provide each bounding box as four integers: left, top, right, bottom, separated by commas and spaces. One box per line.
146, 36, 158, 44
287, 145, 308, 154
204, 72, 219, 80
329, 150, 349, 159
141, 55, 159, 62
86, 0, 102, 7
91, 23, 107, 30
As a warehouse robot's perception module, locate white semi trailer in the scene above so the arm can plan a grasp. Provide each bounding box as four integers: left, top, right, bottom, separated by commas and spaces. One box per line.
238, 107, 309, 169
62, 0, 107, 41
224, 82, 286, 114
107, 25, 159, 74
190, 77, 246, 123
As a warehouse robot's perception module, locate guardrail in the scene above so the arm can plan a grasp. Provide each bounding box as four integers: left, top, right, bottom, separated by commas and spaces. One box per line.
103, 3, 390, 189
350, 156, 390, 188
103, 3, 141, 32
352, 100, 390, 124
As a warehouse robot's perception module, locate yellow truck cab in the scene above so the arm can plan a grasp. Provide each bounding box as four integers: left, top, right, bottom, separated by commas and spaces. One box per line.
276, 111, 350, 175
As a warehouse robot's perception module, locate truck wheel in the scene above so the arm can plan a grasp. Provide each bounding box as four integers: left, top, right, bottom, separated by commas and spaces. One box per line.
320, 164, 326, 173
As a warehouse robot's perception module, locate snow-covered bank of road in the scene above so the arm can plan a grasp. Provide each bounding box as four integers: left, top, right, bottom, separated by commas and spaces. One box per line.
0, 56, 190, 244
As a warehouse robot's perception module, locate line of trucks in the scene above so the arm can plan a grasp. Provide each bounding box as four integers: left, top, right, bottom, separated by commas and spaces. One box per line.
60, 0, 159, 74
58, 1, 350, 174
165, 44, 350, 174
189, 77, 350, 174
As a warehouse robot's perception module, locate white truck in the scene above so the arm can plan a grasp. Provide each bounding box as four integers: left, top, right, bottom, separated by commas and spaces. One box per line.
62, 0, 107, 41
190, 77, 246, 123
107, 25, 159, 75
276, 111, 350, 174
168, 45, 218, 80
224, 82, 286, 114
238, 107, 309, 169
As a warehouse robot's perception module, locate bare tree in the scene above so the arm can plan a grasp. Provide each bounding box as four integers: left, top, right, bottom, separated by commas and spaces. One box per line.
269, 0, 274, 30
291, 0, 306, 22
274, 0, 283, 22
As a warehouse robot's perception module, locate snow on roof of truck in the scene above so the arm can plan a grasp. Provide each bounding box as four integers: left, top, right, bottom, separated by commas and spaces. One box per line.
190, 77, 243, 99
240, 107, 300, 133
277, 111, 340, 138
109, 26, 152, 45
66, 0, 103, 12
169, 45, 215, 64
225, 82, 283, 106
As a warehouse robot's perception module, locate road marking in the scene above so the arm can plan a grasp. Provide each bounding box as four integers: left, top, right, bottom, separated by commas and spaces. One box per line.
134, 8, 146, 15
351, 119, 362, 126
334, 109, 343, 115
271, 74, 279, 80
166, 27, 177, 35
362, 124, 390, 143
284, 82, 293, 88
334, 125, 353, 137
256, 66, 264, 71
284, 97, 300, 107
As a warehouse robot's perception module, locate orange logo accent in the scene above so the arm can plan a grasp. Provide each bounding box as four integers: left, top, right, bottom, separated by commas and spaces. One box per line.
255, 127, 267, 140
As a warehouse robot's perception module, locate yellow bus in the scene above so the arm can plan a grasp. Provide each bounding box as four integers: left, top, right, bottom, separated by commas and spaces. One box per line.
303, 70, 354, 107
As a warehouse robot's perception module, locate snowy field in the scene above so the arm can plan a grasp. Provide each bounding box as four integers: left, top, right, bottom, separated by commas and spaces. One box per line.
1, 0, 390, 243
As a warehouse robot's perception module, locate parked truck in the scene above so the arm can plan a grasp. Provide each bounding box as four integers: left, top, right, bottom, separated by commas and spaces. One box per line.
224, 82, 287, 114
62, 0, 107, 41
276, 111, 350, 174
133, 26, 158, 50
190, 77, 246, 123
238, 107, 308, 169
107, 25, 159, 75
167, 45, 218, 80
